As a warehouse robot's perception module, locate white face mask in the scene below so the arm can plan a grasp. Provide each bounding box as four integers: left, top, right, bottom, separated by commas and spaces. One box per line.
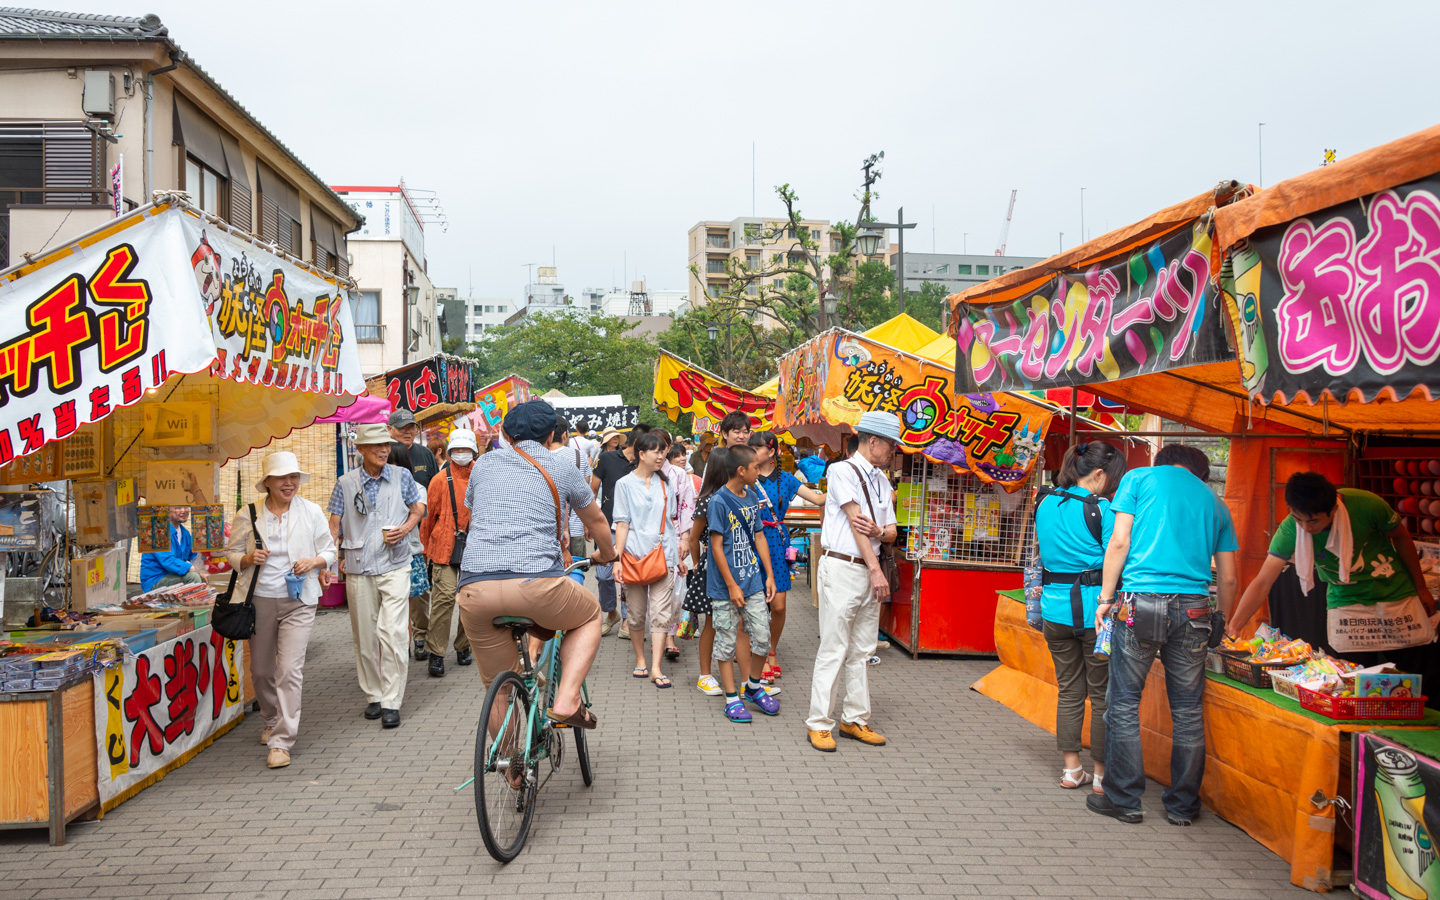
450, 451, 474, 466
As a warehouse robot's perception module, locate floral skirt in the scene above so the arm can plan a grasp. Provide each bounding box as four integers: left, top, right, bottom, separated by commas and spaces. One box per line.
409, 554, 431, 597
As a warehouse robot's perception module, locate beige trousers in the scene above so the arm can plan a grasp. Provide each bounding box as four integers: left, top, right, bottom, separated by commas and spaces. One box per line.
425, 564, 471, 656
622, 569, 676, 634
346, 567, 411, 709
251, 594, 316, 752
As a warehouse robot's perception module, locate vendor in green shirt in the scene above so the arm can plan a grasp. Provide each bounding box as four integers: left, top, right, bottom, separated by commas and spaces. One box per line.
1232, 472, 1436, 669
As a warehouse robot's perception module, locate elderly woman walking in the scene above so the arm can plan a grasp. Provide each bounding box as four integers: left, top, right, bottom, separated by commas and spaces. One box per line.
227, 451, 337, 769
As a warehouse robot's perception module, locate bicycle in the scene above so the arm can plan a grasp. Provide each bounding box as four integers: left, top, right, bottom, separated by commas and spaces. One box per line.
473, 563, 595, 862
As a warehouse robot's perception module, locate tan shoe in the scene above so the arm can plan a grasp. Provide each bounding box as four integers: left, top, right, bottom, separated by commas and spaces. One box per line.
806, 729, 837, 752
266, 748, 290, 768
838, 722, 887, 746
260, 726, 274, 745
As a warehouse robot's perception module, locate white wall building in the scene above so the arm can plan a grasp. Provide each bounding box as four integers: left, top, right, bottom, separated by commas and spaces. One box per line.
461, 297, 514, 342
332, 184, 438, 376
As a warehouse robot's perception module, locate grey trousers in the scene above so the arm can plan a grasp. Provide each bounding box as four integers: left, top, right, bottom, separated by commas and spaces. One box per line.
1042, 618, 1108, 760
252, 594, 316, 753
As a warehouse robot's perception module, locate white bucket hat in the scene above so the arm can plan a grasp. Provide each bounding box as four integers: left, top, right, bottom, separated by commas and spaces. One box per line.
354, 423, 391, 446
255, 451, 311, 494
447, 428, 478, 453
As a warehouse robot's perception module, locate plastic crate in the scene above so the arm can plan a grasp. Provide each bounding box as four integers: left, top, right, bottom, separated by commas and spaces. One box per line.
1223, 654, 1297, 688
1205, 650, 1231, 674
1270, 671, 1306, 702
1296, 684, 1427, 720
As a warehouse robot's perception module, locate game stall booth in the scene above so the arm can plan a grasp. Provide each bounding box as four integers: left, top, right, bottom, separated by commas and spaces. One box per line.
774, 324, 1073, 657
467, 374, 533, 444
952, 123, 1440, 892
0, 194, 366, 844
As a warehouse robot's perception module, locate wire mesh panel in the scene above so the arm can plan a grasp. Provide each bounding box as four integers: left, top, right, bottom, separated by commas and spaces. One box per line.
899, 456, 1034, 568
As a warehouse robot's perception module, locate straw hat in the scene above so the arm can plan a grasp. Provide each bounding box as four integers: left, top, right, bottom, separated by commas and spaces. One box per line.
599, 427, 624, 447
254, 451, 310, 494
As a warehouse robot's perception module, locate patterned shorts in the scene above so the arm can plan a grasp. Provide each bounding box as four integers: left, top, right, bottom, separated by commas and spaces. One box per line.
710, 592, 770, 661
409, 554, 430, 597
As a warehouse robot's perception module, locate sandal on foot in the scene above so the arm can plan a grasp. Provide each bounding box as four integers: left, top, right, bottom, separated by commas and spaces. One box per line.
1061, 766, 1093, 789
631, 666, 648, 678
546, 706, 598, 729
1093, 774, 1105, 795
766, 658, 782, 678
652, 675, 672, 689
664, 647, 680, 661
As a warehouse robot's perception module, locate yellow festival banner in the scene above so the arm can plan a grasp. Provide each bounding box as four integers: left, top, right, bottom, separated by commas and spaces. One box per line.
653, 350, 780, 435
775, 330, 1053, 491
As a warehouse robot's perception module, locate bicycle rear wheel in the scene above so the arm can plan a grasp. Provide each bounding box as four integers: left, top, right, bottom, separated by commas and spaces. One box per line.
575, 680, 593, 786
474, 670, 538, 862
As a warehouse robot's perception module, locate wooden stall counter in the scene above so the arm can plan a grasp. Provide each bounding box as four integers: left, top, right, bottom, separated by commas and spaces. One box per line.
973, 591, 1440, 893
0, 674, 98, 845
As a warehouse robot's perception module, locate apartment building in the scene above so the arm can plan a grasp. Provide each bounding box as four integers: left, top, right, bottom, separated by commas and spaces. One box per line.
891, 251, 1047, 296
684, 217, 888, 310
581, 284, 686, 317
0, 9, 361, 282
330, 184, 441, 376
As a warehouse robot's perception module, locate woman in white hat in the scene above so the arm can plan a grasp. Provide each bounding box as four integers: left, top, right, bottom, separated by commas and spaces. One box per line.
226, 451, 337, 769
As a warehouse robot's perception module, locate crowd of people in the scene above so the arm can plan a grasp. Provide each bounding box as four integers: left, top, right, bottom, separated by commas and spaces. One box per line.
142, 392, 1438, 816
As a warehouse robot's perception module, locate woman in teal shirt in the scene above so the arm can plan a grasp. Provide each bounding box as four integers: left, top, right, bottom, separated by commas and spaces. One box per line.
1035, 441, 1127, 793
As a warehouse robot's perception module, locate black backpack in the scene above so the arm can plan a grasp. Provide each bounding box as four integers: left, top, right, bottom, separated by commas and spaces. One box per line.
1034, 486, 1108, 638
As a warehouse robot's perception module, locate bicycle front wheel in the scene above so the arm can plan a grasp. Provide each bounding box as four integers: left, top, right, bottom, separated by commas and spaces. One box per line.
475, 670, 538, 862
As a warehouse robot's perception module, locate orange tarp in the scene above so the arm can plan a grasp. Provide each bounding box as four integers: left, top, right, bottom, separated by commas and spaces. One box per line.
1216, 122, 1440, 248
976, 597, 1348, 892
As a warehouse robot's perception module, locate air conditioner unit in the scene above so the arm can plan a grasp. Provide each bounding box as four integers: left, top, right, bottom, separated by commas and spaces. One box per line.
82, 70, 115, 118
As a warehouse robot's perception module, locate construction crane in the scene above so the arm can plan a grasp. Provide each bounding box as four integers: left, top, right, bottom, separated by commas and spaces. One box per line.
994, 189, 1017, 256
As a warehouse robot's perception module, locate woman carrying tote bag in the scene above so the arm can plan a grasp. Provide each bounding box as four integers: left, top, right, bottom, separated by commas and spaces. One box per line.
613, 432, 682, 689
225, 452, 337, 769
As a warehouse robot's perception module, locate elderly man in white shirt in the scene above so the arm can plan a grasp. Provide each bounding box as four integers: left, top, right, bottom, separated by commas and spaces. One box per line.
806, 411, 900, 753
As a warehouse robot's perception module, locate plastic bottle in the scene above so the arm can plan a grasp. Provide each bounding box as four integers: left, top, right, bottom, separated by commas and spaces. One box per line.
1095, 616, 1114, 660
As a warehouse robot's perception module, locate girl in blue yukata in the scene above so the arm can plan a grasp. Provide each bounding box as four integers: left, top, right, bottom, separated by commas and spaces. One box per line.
747, 432, 826, 682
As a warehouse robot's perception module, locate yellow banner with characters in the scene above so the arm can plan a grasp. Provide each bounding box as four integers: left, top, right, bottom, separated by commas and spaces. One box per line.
775, 330, 1053, 490
653, 350, 781, 435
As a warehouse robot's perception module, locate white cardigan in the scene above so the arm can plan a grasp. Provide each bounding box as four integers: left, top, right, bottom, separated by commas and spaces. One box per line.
225, 496, 337, 605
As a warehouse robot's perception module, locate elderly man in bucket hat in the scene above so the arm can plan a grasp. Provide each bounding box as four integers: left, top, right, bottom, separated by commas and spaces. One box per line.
805, 410, 900, 753
328, 423, 427, 729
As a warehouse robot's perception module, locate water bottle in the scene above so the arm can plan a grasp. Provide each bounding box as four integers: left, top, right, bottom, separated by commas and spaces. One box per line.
1095, 615, 1114, 660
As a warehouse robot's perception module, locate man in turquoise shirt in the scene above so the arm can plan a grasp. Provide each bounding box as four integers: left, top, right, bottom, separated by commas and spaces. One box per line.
1087, 445, 1239, 827
139, 506, 204, 592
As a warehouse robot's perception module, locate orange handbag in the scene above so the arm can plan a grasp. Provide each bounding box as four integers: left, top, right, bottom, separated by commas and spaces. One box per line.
619, 478, 669, 586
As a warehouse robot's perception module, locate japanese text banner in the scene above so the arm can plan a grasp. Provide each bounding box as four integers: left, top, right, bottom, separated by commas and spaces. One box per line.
559, 405, 640, 433
653, 350, 778, 434
1231, 174, 1440, 405
954, 221, 1233, 393
373, 355, 479, 419
0, 202, 363, 465
776, 330, 1053, 490
94, 626, 246, 808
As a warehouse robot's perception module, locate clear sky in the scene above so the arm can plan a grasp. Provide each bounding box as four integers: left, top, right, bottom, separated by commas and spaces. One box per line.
59, 0, 1440, 301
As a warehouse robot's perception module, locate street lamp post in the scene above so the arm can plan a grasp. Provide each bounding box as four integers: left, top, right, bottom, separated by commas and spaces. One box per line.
703, 320, 735, 382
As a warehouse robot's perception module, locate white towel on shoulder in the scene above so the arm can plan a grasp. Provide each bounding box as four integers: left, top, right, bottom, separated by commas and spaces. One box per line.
1294, 498, 1354, 595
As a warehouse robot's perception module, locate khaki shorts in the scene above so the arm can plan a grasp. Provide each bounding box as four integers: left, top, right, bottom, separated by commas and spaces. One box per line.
456, 575, 601, 685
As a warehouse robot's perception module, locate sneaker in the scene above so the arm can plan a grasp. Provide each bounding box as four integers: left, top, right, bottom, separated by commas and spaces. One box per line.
724, 699, 751, 723
696, 675, 722, 696
456, 648, 473, 666
428, 655, 445, 678
1166, 811, 1196, 826
807, 729, 837, 752
266, 748, 290, 768
875, 640, 891, 650
413, 640, 429, 662
866, 655, 881, 666
838, 722, 887, 745
1086, 792, 1142, 824
742, 684, 780, 716
759, 678, 782, 696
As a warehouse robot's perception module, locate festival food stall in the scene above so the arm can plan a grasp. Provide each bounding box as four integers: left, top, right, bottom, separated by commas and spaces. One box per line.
545, 393, 641, 434
0, 194, 365, 843
653, 349, 782, 436
953, 128, 1440, 891
774, 325, 1056, 656
467, 374, 532, 444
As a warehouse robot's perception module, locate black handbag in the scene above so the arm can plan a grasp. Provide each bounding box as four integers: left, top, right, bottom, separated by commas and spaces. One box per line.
212, 503, 261, 641
446, 464, 466, 566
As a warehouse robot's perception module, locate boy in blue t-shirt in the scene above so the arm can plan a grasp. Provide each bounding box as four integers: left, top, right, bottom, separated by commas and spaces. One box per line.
1088, 444, 1239, 828
707, 444, 778, 723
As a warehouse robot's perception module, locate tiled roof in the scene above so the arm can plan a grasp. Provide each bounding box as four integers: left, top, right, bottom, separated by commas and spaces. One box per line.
0, 8, 361, 230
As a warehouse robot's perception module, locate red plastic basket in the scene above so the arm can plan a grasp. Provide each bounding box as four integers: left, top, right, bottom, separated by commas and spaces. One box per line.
1295, 684, 1427, 720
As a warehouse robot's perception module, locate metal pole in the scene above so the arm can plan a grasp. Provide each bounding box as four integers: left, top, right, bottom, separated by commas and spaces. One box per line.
1068, 390, 1078, 448
1258, 123, 1265, 188
1080, 187, 1086, 245
896, 207, 905, 315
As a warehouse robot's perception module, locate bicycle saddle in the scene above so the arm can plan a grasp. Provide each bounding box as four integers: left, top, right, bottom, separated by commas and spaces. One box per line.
494, 615, 537, 628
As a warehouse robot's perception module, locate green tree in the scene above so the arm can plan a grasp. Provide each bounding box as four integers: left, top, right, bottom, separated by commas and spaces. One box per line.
905, 281, 950, 333
454, 311, 672, 429
844, 259, 896, 331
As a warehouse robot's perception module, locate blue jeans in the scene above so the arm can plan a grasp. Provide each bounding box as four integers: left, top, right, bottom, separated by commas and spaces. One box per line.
1102, 592, 1211, 819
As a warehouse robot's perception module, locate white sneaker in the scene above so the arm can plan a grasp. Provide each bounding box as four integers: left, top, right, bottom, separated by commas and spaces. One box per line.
760, 679, 782, 696
696, 675, 722, 696
875, 640, 891, 650
866, 655, 881, 666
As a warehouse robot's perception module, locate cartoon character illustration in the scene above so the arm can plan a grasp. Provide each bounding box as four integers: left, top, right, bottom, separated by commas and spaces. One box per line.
1010, 423, 1044, 471
835, 336, 870, 368
190, 232, 222, 316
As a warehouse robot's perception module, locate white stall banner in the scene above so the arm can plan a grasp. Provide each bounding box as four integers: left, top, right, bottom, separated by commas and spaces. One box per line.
94, 625, 246, 804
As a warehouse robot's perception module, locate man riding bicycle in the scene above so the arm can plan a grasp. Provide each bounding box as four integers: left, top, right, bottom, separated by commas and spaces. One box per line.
456, 400, 617, 729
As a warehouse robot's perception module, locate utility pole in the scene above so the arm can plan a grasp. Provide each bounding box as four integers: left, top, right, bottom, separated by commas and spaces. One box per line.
1059, 232, 1064, 252
1259, 123, 1266, 188
1080, 187, 1086, 245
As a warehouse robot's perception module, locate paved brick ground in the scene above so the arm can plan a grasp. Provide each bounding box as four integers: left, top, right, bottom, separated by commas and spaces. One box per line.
1, 575, 1307, 899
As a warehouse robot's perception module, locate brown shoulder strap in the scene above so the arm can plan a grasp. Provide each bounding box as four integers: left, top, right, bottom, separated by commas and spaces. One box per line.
511, 444, 567, 557
846, 460, 878, 522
